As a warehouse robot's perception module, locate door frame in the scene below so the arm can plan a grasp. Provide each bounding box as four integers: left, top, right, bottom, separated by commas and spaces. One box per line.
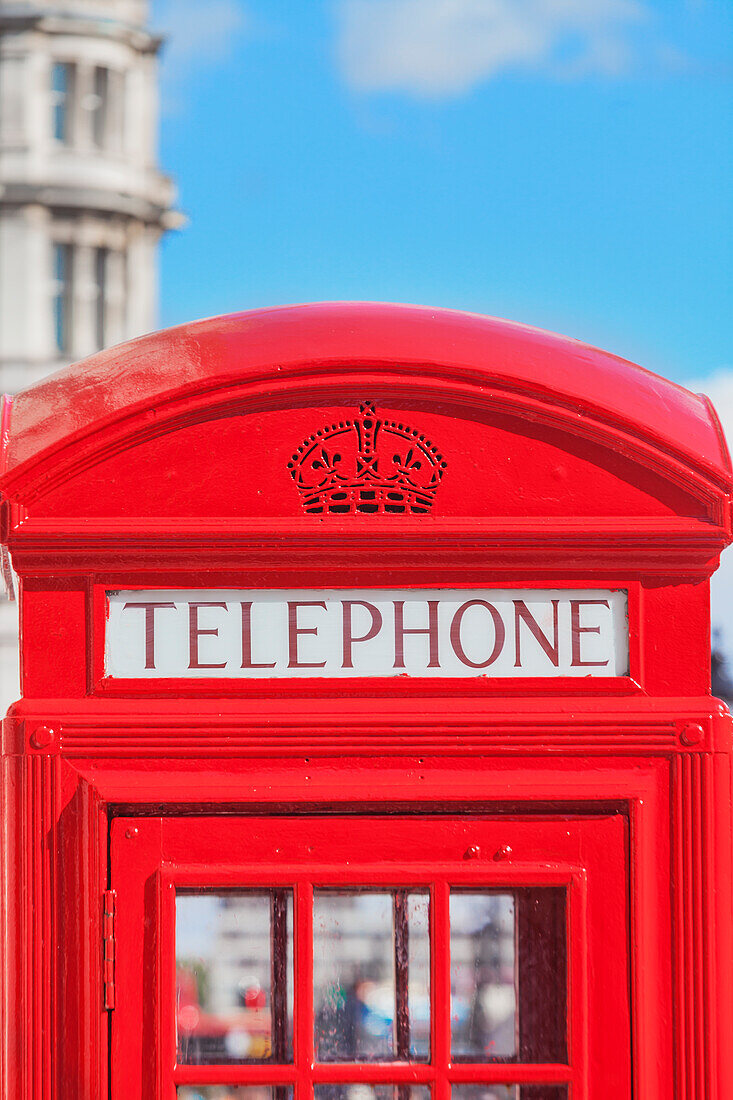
110, 810, 632, 1100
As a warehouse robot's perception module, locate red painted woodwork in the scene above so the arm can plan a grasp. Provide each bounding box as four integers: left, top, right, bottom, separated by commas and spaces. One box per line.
0, 302, 731, 1099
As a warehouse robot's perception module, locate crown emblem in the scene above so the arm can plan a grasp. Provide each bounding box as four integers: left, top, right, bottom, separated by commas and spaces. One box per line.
288, 402, 447, 515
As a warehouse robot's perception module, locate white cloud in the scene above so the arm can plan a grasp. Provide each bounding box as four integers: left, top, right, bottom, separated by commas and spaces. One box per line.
683, 368, 733, 641
155, 0, 248, 95
685, 367, 733, 462
336, 0, 650, 96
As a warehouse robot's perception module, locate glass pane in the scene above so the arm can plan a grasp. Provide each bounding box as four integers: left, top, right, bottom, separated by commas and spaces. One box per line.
91, 66, 108, 147
178, 1090, 294, 1100
52, 243, 72, 354
450, 890, 567, 1063
314, 891, 430, 1061
94, 247, 108, 349
451, 894, 516, 1060
406, 894, 430, 1060
514, 890, 567, 1062
176, 892, 293, 1065
51, 62, 73, 143
315, 1088, 430, 1100
452, 1088, 567, 1100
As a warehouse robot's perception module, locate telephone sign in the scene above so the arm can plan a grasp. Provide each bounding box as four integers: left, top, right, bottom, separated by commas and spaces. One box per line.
106, 587, 629, 679
1, 302, 732, 1100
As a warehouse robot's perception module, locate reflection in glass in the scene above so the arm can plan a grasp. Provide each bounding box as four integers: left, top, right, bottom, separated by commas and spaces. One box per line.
450, 894, 516, 1060
315, 1087, 430, 1100
450, 890, 567, 1064
178, 1090, 294, 1100
176, 892, 293, 1065
314, 891, 430, 1061
451, 1088, 567, 1100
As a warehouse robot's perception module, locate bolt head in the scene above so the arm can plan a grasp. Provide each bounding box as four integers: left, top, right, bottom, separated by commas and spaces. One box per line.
464, 845, 481, 860
493, 844, 513, 862
29, 725, 56, 750
680, 722, 704, 746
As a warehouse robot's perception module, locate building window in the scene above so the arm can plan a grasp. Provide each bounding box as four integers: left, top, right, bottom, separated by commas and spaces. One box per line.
94, 247, 108, 349
91, 67, 109, 148
51, 62, 75, 144
52, 243, 73, 354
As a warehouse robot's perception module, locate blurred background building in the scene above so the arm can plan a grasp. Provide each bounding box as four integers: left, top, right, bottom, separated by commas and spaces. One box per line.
0, 0, 180, 707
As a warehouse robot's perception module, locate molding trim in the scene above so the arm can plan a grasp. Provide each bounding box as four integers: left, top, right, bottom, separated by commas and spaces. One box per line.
0, 12, 161, 53
672, 753, 733, 1099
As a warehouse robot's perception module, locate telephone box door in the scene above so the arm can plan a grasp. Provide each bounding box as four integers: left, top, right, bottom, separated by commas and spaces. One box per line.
110, 813, 631, 1100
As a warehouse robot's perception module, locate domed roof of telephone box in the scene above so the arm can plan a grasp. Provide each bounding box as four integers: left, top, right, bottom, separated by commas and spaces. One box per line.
1, 302, 730, 499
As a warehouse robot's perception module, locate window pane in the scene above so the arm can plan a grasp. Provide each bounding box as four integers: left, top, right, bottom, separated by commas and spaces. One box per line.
94, 247, 108, 349
408, 894, 430, 1058
51, 62, 74, 143
450, 891, 567, 1064
52, 243, 72, 354
451, 894, 516, 1060
176, 892, 293, 1065
315, 1088, 430, 1100
178, 1090, 294, 1100
514, 889, 567, 1062
91, 66, 109, 147
314, 891, 430, 1062
452, 1088, 567, 1100
51, 61, 68, 93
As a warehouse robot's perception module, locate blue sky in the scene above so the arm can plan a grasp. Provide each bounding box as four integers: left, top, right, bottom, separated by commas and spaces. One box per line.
152, 0, 731, 388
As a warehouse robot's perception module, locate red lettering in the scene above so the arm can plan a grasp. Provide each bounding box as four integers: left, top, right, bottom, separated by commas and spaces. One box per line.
450, 600, 505, 668
240, 602, 276, 669
570, 599, 610, 667
122, 601, 176, 669
514, 599, 559, 667
394, 600, 440, 668
342, 601, 382, 669
288, 601, 327, 668
188, 602, 228, 669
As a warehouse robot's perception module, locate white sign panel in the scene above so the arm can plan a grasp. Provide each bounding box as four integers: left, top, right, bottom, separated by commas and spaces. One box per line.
105, 589, 628, 679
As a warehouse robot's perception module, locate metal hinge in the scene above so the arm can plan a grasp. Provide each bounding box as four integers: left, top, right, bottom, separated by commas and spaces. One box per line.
103, 889, 116, 1010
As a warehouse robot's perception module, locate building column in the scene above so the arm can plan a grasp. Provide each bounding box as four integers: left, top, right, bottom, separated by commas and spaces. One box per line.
0, 205, 55, 391
106, 245, 127, 348
125, 225, 159, 338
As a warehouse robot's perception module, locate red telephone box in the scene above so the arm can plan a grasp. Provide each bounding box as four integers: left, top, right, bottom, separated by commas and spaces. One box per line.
1, 302, 732, 1099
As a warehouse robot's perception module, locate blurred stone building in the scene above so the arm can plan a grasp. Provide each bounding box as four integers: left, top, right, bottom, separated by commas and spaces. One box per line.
712, 639, 733, 708
0, 0, 179, 707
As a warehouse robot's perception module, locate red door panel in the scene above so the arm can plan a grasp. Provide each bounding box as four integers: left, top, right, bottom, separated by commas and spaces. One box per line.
110, 815, 630, 1100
